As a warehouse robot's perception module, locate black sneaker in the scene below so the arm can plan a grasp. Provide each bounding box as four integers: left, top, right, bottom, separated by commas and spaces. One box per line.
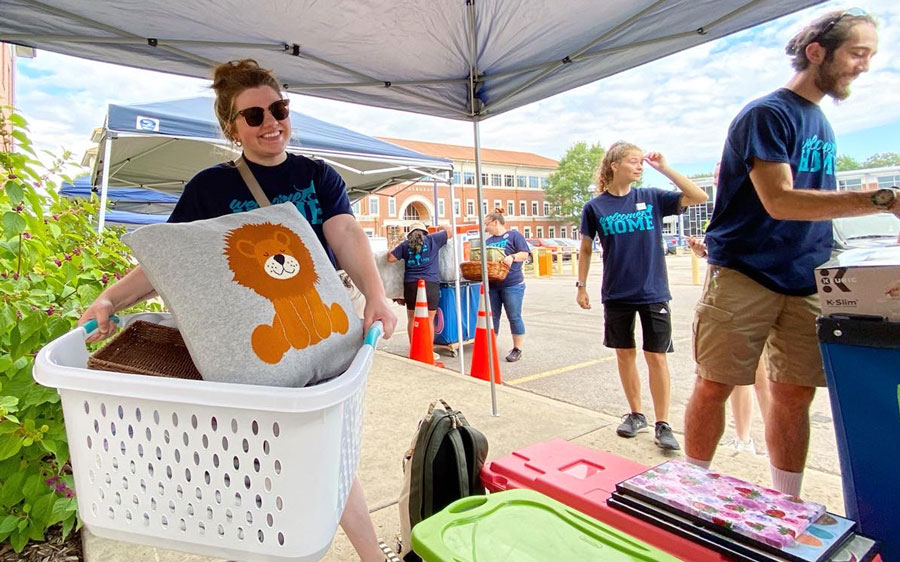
505, 348, 523, 362
616, 412, 648, 438
654, 421, 681, 450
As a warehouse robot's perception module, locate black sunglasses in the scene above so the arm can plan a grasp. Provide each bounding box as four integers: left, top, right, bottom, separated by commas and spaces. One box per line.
234, 99, 290, 127
814, 8, 868, 42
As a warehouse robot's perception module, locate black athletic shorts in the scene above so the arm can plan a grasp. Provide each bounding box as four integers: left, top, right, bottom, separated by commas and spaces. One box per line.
403, 280, 440, 311
602, 301, 674, 353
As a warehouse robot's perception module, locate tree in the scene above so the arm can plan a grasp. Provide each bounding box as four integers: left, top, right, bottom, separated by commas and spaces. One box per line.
862, 152, 900, 169
836, 154, 861, 172
544, 141, 605, 223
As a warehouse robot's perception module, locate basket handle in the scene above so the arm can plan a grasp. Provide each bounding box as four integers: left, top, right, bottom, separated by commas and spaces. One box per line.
81, 315, 120, 338
364, 321, 384, 347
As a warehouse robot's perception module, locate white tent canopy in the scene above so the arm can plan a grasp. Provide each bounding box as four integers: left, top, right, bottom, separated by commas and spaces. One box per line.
1, 1, 823, 120
2, 0, 825, 412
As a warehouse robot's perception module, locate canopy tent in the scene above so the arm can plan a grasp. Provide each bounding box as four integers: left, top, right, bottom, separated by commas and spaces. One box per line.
60, 174, 178, 215
2, 0, 826, 412
84, 96, 452, 199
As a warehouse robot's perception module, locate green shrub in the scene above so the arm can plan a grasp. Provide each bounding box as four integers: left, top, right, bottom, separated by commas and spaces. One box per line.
0, 107, 161, 552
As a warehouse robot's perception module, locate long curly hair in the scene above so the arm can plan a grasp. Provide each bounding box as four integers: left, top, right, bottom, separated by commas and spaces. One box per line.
211, 59, 283, 142
785, 10, 876, 71
595, 141, 642, 193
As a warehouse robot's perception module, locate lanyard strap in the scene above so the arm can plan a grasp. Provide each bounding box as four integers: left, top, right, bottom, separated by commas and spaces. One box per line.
234, 155, 271, 208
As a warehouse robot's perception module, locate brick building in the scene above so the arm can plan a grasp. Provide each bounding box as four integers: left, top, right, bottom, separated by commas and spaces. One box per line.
1, 44, 13, 110
352, 138, 577, 246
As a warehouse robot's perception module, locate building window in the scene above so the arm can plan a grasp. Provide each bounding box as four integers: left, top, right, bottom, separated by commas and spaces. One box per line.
572, 227, 579, 238
464, 172, 475, 185
517, 175, 527, 188
452, 171, 460, 185
388, 196, 396, 217
524, 227, 532, 237
481, 173, 489, 186
454, 199, 461, 216
491, 173, 502, 186
438, 198, 445, 217
531, 201, 538, 215
543, 202, 550, 216
519, 201, 527, 215
541, 177, 549, 188
507, 201, 514, 216
549, 226, 556, 238
493, 200, 502, 212
838, 178, 862, 190
369, 196, 379, 215
504, 174, 515, 187
482, 200, 488, 215
510, 226, 519, 231
466, 199, 475, 216
877, 175, 900, 188
351, 200, 361, 215
403, 205, 420, 221
536, 227, 543, 238
529, 176, 539, 188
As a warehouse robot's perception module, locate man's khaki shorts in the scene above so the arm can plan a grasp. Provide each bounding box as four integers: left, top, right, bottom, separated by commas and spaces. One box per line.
693, 265, 825, 387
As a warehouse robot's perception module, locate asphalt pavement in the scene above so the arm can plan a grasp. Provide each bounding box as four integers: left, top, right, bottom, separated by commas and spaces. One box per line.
379, 252, 842, 477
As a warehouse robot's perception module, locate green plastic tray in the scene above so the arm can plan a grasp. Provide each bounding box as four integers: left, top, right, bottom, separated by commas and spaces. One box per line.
412, 489, 684, 562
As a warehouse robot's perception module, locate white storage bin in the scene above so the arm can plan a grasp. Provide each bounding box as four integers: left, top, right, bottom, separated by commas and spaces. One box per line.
33, 313, 382, 562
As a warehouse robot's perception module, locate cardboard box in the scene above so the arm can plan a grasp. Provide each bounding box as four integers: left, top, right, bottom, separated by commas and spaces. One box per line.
816, 246, 900, 322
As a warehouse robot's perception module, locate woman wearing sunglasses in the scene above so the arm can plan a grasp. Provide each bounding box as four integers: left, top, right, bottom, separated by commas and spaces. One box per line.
79, 59, 397, 562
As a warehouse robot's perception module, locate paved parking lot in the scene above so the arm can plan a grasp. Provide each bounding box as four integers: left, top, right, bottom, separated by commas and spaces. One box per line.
380, 253, 842, 476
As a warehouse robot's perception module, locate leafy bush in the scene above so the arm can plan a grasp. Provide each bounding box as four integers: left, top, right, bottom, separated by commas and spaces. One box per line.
0, 107, 160, 552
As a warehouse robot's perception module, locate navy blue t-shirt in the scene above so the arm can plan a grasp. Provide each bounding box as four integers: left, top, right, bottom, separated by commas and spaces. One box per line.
168, 153, 352, 263
485, 229, 530, 288
391, 230, 448, 283
580, 187, 683, 304
705, 88, 836, 296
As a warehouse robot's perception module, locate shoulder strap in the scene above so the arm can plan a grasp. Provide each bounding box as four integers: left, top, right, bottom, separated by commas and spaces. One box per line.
234, 155, 271, 208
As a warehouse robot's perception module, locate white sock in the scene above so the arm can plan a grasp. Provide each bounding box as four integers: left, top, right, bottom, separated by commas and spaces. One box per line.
771, 465, 804, 496
685, 455, 711, 469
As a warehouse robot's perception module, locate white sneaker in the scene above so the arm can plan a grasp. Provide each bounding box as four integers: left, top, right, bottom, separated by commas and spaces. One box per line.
723, 436, 757, 455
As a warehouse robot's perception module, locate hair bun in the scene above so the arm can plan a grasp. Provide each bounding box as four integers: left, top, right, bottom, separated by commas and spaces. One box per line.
212, 59, 262, 92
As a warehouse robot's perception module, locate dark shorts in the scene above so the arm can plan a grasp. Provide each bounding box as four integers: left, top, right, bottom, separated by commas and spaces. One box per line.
403, 281, 440, 311
603, 301, 674, 353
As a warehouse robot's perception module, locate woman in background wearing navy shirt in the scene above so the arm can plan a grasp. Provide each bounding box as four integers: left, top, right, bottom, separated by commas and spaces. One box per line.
484, 212, 531, 362
388, 221, 452, 345
577, 141, 707, 451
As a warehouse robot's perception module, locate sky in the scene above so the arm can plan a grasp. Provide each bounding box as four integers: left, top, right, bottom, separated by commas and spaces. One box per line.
10, 0, 900, 189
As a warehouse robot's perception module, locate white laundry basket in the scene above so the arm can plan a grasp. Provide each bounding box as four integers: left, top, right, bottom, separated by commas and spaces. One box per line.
33, 313, 382, 562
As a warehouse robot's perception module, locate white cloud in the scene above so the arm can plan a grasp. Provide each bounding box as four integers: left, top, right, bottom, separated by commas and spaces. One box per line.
10, 0, 900, 188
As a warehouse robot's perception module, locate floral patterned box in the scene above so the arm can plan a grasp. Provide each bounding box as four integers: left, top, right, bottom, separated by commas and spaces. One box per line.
616, 460, 826, 549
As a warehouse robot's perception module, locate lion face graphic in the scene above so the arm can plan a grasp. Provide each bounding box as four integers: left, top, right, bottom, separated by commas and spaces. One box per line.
224, 222, 348, 364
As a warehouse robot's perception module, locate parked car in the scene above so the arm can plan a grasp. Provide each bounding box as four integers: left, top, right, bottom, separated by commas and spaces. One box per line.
550, 238, 578, 259
832, 214, 899, 257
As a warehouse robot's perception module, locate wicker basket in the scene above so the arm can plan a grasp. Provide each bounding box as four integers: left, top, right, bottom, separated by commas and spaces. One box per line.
460, 260, 510, 283
469, 246, 507, 263
88, 320, 202, 380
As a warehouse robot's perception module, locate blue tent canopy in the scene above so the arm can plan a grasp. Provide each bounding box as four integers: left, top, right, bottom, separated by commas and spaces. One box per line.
85, 96, 451, 199
60, 175, 178, 204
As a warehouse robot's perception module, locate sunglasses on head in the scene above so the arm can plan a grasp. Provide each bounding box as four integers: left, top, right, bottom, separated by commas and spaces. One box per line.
234, 98, 290, 127
814, 8, 868, 42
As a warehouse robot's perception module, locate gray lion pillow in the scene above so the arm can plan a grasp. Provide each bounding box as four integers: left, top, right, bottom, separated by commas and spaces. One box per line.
122, 203, 363, 387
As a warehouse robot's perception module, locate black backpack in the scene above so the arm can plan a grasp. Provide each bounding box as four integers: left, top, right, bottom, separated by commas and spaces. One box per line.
398, 399, 489, 561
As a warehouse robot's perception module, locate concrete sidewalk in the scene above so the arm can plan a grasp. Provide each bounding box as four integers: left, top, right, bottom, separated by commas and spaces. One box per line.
82, 350, 846, 561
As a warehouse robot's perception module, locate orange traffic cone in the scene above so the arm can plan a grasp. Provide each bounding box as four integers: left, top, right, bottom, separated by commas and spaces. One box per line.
470, 285, 501, 383
409, 279, 435, 365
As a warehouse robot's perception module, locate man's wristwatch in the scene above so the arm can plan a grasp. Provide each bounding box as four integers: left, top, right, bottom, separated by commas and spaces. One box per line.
872, 187, 899, 210
575, 281, 586, 288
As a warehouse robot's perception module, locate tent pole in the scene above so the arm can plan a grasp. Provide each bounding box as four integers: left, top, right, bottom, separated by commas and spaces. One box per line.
473, 118, 498, 417
97, 129, 113, 233
449, 171, 465, 377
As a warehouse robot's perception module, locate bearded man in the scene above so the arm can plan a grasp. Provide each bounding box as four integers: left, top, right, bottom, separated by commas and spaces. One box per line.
683, 9, 897, 496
